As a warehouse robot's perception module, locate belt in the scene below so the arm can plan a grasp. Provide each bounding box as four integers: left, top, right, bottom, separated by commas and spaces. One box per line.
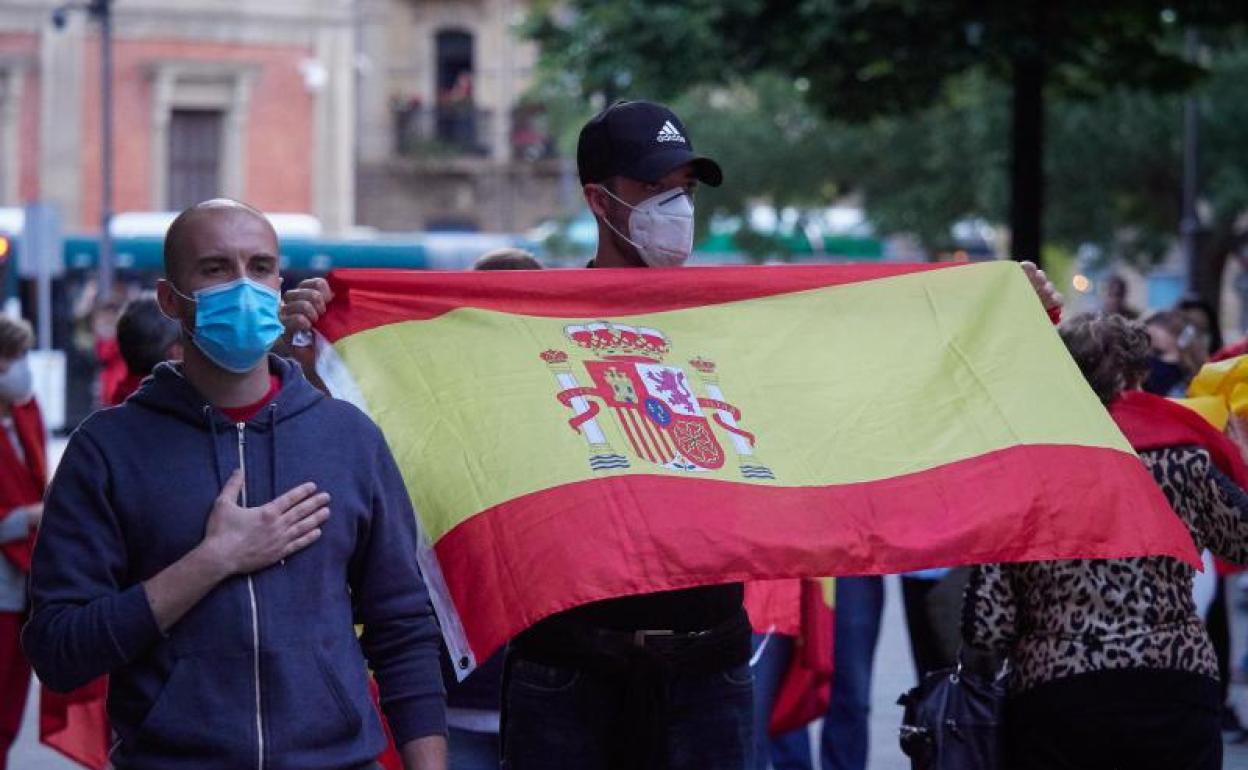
506, 609, 752, 770
511, 607, 752, 671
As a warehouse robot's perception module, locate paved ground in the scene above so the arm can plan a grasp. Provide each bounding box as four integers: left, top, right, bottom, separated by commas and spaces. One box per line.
11, 439, 1248, 767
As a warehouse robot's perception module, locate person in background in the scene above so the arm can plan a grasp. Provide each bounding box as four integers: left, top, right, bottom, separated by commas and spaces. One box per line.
1178, 296, 1223, 367
0, 316, 47, 770
899, 568, 961, 680
1101, 274, 1140, 320
109, 292, 183, 406
764, 576, 885, 770
1143, 310, 1197, 396
472, 249, 542, 272
965, 312, 1248, 770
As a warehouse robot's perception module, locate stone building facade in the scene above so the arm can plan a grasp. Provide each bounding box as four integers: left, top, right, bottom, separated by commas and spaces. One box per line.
354, 0, 572, 233
0, 0, 356, 233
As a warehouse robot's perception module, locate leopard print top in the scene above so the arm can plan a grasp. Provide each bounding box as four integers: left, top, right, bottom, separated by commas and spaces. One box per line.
963, 445, 1248, 694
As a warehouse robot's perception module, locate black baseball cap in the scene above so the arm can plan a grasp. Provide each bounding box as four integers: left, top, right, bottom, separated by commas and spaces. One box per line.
577, 100, 723, 188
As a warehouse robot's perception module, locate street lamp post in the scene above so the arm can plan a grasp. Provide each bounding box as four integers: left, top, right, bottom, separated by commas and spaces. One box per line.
93, 0, 114, 304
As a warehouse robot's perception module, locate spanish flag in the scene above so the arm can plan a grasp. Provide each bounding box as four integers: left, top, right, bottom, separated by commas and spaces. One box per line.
312, 261, 1196, 676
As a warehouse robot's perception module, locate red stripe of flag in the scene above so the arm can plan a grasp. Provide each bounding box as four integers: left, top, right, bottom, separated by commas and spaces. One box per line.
433, 443, 1194, 662
613, 408, 647, 462
318, 263, 960, 343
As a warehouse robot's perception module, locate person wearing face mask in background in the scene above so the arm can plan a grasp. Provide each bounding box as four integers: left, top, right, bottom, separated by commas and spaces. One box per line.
23, 199, 448, 770
0, 316, 46, 770
1143, 310, 1202, 397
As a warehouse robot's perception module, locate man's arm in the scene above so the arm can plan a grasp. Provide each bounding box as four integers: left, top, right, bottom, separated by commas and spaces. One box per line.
400, 735, 448, 770
24, 433, 331, 691
352, 423, 447, 769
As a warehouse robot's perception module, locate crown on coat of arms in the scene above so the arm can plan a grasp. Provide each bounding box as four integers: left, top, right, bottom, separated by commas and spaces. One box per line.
540, 349, 569, 364
564, 322, 670, 360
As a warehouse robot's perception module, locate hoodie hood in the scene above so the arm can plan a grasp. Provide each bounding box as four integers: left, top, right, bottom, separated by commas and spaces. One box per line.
128, 354, 324, 431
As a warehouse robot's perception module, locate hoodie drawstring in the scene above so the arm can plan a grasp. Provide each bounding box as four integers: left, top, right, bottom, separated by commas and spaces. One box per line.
204, 405, 226, 488
267, 403, 278, 504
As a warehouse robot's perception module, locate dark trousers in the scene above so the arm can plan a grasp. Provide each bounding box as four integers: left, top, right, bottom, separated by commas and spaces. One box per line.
500, 653, 754, 770
1004, 670, 1221, 770
1206, 577, 1232, 707
900, 576, 948, 681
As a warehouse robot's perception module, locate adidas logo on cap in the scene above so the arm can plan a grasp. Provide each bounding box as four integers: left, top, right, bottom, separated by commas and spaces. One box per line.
655, 120, 686, 144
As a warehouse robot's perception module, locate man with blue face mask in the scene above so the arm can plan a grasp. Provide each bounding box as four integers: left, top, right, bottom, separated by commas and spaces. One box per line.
24, 199, 448, 770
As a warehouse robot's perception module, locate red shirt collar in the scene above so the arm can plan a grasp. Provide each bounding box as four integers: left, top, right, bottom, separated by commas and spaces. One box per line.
219, 375, 281, 424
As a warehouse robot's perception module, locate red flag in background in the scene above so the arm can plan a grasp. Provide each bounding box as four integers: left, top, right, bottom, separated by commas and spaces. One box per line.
39, 679, 109, 770
746, 578, 835, 736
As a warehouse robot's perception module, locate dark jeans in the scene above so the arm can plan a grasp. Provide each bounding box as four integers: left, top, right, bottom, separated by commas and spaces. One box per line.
1005, 670, 1221, 770
750, 632, 795, 770
900, 576, 949, 681
501, 654, 754, 770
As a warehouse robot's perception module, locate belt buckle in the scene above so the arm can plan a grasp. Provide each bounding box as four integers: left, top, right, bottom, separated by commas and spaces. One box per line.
632, 629, 675, 647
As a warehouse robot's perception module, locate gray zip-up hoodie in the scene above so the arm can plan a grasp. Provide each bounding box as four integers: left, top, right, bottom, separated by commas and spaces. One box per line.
24, 356, 446, 769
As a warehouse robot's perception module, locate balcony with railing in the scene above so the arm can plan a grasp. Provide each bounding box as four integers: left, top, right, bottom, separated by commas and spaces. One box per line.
392, 100, 557, 162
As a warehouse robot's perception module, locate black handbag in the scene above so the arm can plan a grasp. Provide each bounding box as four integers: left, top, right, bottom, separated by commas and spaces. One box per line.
897, 656, 1006, 770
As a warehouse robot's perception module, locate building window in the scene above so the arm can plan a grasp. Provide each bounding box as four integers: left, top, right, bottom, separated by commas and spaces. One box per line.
434, 30, 481, 151
167, 109, 224, 210
148, 62, 254, 211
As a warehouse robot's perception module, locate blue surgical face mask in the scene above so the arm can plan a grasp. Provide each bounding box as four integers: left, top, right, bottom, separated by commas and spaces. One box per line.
171, 277, 283, 374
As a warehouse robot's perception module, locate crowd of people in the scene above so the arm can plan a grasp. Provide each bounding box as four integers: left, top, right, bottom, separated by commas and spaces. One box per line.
0, 98, 1245, 770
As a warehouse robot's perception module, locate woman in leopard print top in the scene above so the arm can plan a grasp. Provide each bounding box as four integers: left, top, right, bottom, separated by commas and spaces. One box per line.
962, 313, 1248, 770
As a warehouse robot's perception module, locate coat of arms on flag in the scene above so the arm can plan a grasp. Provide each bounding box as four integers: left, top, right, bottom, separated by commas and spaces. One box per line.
540, 321, 774, 480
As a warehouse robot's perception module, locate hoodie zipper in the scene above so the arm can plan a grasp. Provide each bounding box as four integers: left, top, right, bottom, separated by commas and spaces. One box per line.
238, 422, 265, 770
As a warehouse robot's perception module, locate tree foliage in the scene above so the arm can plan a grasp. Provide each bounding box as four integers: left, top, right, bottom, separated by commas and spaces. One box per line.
526, 3, 1248, 273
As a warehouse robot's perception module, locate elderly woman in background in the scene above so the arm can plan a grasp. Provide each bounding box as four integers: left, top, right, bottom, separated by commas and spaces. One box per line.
963, 312, 1248, 770
0, 316, 47, 770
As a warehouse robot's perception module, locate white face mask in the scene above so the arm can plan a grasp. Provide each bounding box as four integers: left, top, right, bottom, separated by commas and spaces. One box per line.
598, 186, 695, 268
0, 356, 33, 405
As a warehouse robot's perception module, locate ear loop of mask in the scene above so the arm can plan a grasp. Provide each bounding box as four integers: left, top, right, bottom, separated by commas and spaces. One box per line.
594, 185, 647, 253
160, 281, 198, 338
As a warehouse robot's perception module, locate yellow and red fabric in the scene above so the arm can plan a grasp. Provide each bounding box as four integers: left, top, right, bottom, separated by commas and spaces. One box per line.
312, 261, 1196, 675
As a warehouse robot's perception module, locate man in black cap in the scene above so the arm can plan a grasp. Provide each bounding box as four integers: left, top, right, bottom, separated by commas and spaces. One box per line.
281, 99, 754, 770
499, 100, 755, 770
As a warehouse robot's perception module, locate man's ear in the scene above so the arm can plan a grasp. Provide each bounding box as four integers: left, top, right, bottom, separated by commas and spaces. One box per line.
155, 279, 183, 323
584, 184, 610, 220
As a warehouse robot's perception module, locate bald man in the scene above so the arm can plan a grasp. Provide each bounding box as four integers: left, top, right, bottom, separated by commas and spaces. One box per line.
24, 199, 448, 770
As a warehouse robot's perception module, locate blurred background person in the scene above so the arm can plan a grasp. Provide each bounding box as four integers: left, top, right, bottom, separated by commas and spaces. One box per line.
108, 292, 183, 406
1178, 295, 1224, 365
1143, 310, 1198, 396
472, 248, 542, 272
0, 316, 47, 770
1101, 274, 1140, 320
